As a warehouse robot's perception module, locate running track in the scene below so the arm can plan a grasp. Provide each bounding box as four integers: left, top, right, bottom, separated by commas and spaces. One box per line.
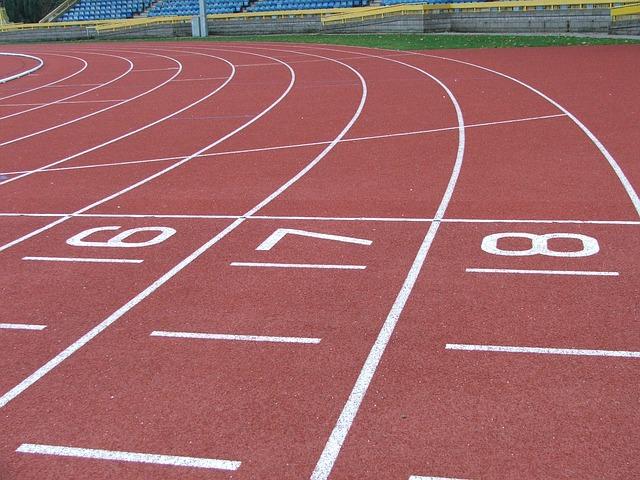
0, 42, 639, 480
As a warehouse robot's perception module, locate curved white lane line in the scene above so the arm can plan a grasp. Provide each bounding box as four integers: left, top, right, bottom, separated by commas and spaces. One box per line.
0, 53, 43, 84
0, 50, 236, 186
277, 46, 463, 480
0, 47, 290, 253
0, 45, 370, 410
412, 51, 640, 218
0, 55, 136, 147
0, 52, 136, 122
0, 54, 87, 102
0, 50, 290, 408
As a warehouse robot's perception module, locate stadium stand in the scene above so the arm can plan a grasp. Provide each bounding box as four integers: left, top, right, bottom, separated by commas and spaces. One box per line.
57, 0, 153, 21
246, 0, 367, 12
148, 0, 247, 16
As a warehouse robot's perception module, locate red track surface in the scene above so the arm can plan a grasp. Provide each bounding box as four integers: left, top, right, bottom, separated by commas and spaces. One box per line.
0, 42, 639, 480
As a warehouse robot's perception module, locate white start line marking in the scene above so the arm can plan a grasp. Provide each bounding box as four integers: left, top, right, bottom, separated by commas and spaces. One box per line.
466, 268, 619, 277
22, 256, 143, 264
15, 444, 240, 471
0, 323, 46, 331
446, 344, 640, 358
151, 331, 321, 344
230, 262, 366, 270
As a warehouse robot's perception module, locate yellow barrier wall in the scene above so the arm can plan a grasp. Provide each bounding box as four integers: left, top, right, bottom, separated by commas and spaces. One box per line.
323, 0, 640, 23
611, 1, 640, 19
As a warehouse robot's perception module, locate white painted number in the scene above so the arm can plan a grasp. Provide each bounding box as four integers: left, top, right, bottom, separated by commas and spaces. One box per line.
67, 226, 176, 248
256, 228, 372, 251
481, 232, 599, 257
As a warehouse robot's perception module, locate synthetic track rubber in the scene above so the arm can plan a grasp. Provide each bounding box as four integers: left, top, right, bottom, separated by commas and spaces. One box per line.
0, 41, 638, 480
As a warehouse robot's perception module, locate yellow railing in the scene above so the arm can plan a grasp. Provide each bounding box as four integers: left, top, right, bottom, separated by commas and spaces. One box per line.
94, 15, 189, 33
611, 1, 640, 18
323, 0, 640, 23
93, 7, 358, 33
322, 3, 421, 23
40, 0, 80, 22
0, 19, 112, 32
0, 7, 10, 25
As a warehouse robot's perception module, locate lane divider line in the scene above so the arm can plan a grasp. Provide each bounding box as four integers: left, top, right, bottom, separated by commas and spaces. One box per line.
0, 112, 566, 177
0, 46, 366, 410
0, 54, 87, 102
1, 212, 639, 226
0, 323, 46, 331
307, 46, 465, 480
230, 262, 366, 270
0, 53, 136, 141
409, 476, 469, 480
23, 256, 143, 264
417, 51, 640, 218
16, 444, 241, 471
466, 268, 619, 276
446, 343, 640, 358
151, 331, 321, 344
0, 53, 44, 84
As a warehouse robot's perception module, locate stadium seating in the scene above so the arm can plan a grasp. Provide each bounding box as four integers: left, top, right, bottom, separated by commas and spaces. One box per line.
147, 0, 248, 16
57, 0, 153, 21
381, 0, 482, 4
246, 0, 367, 11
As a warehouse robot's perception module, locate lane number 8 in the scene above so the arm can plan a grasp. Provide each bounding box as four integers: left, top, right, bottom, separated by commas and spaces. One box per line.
481, 232, 600, 257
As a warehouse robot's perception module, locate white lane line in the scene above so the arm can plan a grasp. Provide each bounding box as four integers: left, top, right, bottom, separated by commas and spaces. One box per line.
416, 52, 640, 218
0, 54, 87, 102
151, 331, 321, 344
16, 444, 240, 471
0, 45, 367, 408
446, 343, 640, 358
0, 112, 565, 176
230, 262, 366, 270
172, 75, 231, 82
1, 212, 640, 226
135, 67, 180, 72
409, 476, 468, 480
23, 256, 143, 264
310, 47, 465, 480
0, 53, 44, 84
0, 323, 47, 331
466, 268, 619, 276
0, 99, 124, 107
0, 54, 237, 256
0, 54, 135, 137
0, 52, 130, 122
0, 49, 232, 188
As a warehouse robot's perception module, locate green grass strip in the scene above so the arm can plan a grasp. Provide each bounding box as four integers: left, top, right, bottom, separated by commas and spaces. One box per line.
200, 33, 639, 49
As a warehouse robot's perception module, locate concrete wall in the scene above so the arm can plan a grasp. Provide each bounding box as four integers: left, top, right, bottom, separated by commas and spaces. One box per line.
323, 13, 424, 33
0, 26, 93, 42
209, 16, 321, 35
1, 9, 636, 42
610, 18, 640, 35
432, 9, 611, 33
